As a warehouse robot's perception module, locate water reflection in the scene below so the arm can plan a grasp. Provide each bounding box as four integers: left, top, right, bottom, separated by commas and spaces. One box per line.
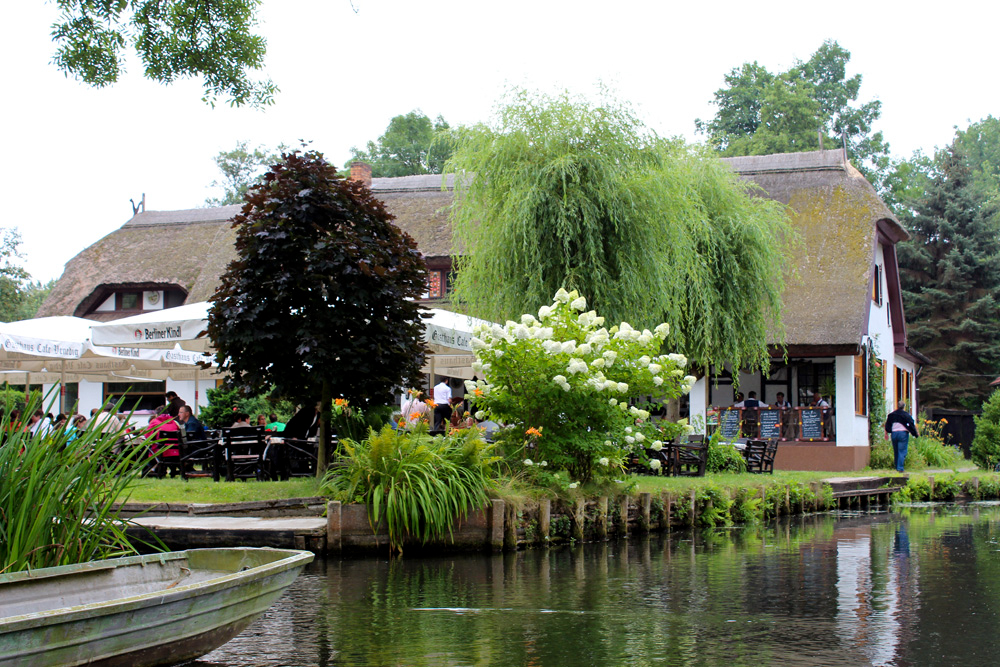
197, 505, 1000, 666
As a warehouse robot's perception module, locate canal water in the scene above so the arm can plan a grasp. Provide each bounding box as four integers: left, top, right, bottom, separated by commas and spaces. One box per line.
196, 505, 1000, 666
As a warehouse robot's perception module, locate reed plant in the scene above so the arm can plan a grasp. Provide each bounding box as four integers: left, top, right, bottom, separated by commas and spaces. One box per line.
322, 424, 501, 552
0, 396, 148, 574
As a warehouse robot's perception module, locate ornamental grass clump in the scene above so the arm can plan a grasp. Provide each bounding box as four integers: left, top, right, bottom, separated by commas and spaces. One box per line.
467, 288, 695, 484
0, 397, 147, 574
323, 425, 501, 553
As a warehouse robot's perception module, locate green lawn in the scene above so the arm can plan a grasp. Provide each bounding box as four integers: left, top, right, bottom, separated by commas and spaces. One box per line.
122, 466, 978, 506
124, 477, 324, 504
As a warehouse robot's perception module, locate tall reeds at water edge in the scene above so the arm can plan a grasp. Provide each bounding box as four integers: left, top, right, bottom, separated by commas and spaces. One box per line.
0, 395, 150, 574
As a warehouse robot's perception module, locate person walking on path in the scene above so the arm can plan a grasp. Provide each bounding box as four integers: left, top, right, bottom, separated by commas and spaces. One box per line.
884, 402, 919, 473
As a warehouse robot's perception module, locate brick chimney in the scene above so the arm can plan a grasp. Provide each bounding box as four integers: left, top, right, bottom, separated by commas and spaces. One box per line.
350, 161, 372, 188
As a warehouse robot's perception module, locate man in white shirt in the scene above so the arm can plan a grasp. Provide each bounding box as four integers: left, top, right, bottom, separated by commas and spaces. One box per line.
92, 406, 122, 433
432, 379, 453, 430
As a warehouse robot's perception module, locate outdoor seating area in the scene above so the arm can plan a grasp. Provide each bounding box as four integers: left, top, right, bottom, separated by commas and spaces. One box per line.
630, 435, 779, 477
141, 427, 321, 482
631, 436, 709, 477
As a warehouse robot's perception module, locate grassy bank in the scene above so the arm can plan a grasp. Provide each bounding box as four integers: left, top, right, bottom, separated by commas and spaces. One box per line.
124, 477, 322, 503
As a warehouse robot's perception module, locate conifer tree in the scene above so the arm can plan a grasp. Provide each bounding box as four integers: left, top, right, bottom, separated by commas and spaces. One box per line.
898, 145, 1000, 409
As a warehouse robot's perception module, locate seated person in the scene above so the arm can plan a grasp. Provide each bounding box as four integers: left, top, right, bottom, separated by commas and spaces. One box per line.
283, 402, 321, 440
178, 405, 206, 442
743, 391, 761, 408
145, 413, 181, 458
231, 412, 252, 428
266, 413, 286, 432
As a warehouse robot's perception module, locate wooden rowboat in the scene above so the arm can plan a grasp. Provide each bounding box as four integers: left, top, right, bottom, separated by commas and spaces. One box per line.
0, 547, 314, 667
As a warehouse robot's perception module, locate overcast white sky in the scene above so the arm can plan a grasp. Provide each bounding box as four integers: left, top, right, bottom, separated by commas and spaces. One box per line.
3, 1, 996, 284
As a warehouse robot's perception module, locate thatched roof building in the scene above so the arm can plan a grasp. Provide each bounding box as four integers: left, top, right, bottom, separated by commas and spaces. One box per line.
726, 149, 917, 362
39, 149, 914, 360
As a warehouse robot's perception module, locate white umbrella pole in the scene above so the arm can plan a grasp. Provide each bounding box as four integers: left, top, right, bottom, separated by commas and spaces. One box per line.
60, 360, 66, 414
194, 367, 200, 417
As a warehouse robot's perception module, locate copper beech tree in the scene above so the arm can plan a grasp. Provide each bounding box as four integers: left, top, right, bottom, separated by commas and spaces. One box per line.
208, 150, 428, 473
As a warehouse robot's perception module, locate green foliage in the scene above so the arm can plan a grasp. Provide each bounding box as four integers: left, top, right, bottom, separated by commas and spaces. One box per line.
349, 110, 456, 177
208, 150, 428, 471
206, 141, 287, 206
446, 87, 793, 376
322, 425, 500, 552
951, 115, 1000, 200
693, 484, 733, 527
730, 487, 764, 524
329, 401, 396, 444
931, 475, 961, 500
911, 418, 965, 469
868, 347, 888, 447
898, 142, 1000, 409
199, 384, 295, 429
869, 440, 893, 469
0, 395, 152, 573
972, 390, 1000, 469
697, 40, 891, 195
468, 289, 692, 483
50, 0, 276, 107
0, 228, 31, 323
0, 385, 26, 414
706, 431, 747, 474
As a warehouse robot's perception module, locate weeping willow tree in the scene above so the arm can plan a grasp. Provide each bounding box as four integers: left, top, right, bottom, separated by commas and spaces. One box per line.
446, 88, 795, 374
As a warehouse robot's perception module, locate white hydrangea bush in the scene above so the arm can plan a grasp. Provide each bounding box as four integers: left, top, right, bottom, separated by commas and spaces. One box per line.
466, 288, 696, 482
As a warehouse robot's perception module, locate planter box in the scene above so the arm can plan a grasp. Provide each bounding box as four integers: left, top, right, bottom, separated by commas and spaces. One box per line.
326, 500, 504, 554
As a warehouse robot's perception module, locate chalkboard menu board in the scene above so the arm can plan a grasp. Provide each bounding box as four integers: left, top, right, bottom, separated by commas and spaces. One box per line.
719, 409, 742, 439
800, 408, 823, 440
759, 409, 781, 439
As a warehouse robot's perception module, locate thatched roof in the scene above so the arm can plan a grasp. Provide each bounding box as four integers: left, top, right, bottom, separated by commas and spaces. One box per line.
725, 149, 905, 351
38, 177, 457, 320
40, 150, 902, 353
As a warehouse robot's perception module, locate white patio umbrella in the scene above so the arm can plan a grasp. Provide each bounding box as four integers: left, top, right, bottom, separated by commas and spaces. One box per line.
91, 304, 220, 413
90, 302, 212, 352
420, 308, 495, 382
0, 316, 93, 412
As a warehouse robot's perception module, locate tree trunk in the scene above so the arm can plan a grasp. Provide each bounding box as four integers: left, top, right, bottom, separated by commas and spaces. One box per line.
317, 380, 333, 477
665, 397, 681, 422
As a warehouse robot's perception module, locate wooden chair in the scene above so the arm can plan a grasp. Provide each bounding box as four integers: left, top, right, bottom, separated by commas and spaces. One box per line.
179, 429, 222, 481
743, 439, 769, 473
644, 445, 676, 476
674, 438, 708, 477
150, 433, 183, 478
275, 437, 320, 479
223, 426, 268, 481
762, 439, 779, 473
741, 408, 760, 439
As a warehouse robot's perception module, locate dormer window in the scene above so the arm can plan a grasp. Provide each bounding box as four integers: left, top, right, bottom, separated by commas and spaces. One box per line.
77, 283, 187, 318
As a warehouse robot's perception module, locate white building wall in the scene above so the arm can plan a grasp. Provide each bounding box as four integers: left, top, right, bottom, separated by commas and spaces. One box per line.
78, 379, 105, 415
690, 376, 709, 434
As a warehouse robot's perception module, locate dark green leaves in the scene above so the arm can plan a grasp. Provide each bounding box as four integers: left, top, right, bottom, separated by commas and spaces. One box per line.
51, 0, 275, 107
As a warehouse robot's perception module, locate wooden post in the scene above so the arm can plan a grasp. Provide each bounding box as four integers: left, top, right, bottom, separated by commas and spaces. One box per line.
619, 496, 630, 535
639, 493, 651, 533
596, 496, 608, 540
325, 500, 342, 554
928, 476, 935, 501
973, 477, 980, 499
690, 490, 697, 526
661, 493, 671, 531
504, 502, 518, 550
572, 498, 585, 542
538, 498, 551, 544
488, 499, 504, 551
